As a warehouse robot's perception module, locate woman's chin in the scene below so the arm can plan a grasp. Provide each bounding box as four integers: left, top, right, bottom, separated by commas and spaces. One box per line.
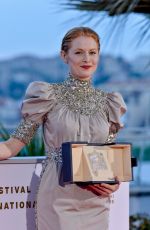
77, 74, 92, 81
69, 71, 92, 81
79, 76, 91, 81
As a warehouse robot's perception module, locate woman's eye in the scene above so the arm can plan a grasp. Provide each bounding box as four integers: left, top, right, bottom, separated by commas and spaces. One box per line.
89, 51, 96, 55
75, 51, 82, 54
75, 51, 97, 55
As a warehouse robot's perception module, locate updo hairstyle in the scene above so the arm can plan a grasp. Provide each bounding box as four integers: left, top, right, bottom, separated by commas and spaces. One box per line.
61, 27, 100, 53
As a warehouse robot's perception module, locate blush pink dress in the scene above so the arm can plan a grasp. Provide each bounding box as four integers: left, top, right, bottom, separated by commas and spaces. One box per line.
12, 76, 126, 230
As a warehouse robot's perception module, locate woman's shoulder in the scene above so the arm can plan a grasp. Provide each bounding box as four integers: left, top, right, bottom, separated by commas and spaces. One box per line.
96, 88, 126, 108
95, 88, 127, 121
25, 81, 56, 99
26, 81, 53, 92
96, 88, 123, 98
106, 91, 127, 114
21, 81, 57, 121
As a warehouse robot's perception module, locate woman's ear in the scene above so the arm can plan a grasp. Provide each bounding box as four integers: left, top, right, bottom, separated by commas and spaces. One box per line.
60, 50, 68, 64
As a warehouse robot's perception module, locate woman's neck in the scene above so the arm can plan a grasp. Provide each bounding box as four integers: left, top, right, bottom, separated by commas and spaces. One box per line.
68, 72, 91, 82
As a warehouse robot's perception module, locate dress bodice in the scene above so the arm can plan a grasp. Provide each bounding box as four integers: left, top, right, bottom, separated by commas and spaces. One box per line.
11, 77, 127, 154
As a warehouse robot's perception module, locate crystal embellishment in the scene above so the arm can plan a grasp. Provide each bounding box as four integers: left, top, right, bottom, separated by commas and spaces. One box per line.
105, 132, 117, 144
46, 147, 62, 163
11, 119, 40, 144
40, 147, 62, 177
53, 75, 107, 116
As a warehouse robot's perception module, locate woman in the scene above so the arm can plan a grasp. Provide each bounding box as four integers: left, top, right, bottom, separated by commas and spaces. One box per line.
0, 27, 126, 230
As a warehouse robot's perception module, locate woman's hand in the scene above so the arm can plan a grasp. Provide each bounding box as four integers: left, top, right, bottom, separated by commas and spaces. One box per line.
79, 178, 120, 197
0, 138, 25, 160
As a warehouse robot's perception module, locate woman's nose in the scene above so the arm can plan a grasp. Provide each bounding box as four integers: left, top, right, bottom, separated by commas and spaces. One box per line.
82, 53, 90, 62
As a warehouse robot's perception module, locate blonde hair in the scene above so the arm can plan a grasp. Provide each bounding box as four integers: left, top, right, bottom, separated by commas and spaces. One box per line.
61, 27, 100, 53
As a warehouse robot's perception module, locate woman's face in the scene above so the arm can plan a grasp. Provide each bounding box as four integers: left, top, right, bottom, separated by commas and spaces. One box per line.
61, 36, 99, 81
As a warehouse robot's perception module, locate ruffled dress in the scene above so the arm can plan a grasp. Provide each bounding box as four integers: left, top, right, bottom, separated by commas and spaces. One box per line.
11, 76, 126, 230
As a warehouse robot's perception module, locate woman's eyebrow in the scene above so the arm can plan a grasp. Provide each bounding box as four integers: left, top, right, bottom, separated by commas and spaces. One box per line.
74, 48, 97, 51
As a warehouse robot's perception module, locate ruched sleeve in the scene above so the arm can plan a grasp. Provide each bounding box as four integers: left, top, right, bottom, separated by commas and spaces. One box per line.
11, 81, 56, 144
21, 81, 56, 123
106, 92, 127, 133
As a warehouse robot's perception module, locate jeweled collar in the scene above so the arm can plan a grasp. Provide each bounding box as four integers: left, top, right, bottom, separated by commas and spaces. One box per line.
64, 73, 92, 92
53, 73, 107, 116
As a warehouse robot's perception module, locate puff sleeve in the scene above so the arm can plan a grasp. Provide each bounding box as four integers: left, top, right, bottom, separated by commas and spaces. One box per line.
106, 92, 127, 134
11, 81, 56, 144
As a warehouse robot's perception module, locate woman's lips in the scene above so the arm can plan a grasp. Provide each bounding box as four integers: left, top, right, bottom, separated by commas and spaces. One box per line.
80, 65, 92, 69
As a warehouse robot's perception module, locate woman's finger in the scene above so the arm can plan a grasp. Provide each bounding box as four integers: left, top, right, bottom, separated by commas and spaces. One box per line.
87, 185, 107, 196
100, 183, 120, 192
78, 182, 120, 196
87, 184, 112, 196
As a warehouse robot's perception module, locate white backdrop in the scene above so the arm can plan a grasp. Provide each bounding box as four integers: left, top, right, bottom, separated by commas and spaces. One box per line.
0, 157, 129, 230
